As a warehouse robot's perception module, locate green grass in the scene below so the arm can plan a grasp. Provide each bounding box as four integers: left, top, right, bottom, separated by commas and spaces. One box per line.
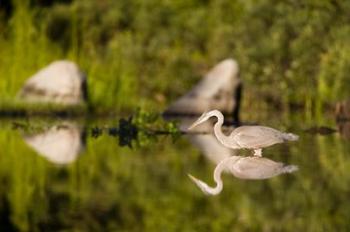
1, 2, 350, 230
1, 0, 350, 116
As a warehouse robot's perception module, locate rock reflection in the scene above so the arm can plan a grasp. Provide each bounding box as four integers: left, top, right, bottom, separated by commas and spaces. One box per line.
179, 117, 236, 165
23, 122, 85, 165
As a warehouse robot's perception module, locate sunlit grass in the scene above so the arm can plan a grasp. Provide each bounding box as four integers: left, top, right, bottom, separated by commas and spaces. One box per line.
1, 1, 350, 116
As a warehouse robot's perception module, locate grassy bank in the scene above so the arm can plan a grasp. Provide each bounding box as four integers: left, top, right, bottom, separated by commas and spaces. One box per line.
0, 0, 350, 116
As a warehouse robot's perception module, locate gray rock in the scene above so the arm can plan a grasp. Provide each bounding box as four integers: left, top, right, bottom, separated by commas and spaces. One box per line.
165, 58, 241, 119
18, 60, 87, 105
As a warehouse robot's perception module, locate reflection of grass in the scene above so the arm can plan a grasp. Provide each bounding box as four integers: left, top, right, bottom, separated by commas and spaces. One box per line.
0, 127, 48, 231
1, 112, 350, 230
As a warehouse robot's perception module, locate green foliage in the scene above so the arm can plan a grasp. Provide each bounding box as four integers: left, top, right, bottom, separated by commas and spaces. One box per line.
1, 0, 350, 113
0, 0, 61, 103
0, 0, 244, 113
1, 1, 350, 230
132, 108, 179, 134
233, 0, 350, 114
130, 108, 181, 147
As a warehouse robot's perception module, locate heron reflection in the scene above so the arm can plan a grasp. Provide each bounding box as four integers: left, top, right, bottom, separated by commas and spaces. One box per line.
188, 155, 298, 195
188, 110, 299, 156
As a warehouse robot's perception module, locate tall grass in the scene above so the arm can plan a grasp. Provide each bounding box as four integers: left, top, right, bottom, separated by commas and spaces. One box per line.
0, 0, 350, 115
0, 1, 141, 114
316, 41, 350, 117
0, 1, 60, 103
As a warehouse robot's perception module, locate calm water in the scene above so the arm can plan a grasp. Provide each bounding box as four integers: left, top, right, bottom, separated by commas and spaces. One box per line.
0, 113, 349, 231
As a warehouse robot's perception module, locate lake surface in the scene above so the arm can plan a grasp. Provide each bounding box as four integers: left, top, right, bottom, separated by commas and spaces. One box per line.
0, 112, 349, 231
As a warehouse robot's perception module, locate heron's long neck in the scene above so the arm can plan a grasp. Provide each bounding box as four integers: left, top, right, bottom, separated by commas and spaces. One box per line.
213, 113, 239, 149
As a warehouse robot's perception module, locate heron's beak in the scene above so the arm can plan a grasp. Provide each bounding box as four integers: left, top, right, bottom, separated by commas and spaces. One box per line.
188, 114, 207, 130
188, 120, 200, 130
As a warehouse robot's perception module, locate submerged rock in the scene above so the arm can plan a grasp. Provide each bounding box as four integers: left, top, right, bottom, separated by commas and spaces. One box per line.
164, 58, 241, 121
18, 60, 88, 105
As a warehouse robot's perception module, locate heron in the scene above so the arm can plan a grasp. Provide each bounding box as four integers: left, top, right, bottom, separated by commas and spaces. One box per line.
188, 155, 298, 195
188, 110, 298, 156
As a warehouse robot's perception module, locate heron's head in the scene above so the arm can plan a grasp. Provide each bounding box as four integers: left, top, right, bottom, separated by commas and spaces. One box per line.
188, 110, 220, 130
188, 174, 213, 195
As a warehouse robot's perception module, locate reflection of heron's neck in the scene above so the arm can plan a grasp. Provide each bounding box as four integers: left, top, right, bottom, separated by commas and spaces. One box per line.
205, 156, 241, 195
212, 112, 240, 149
206, 157, 226, 195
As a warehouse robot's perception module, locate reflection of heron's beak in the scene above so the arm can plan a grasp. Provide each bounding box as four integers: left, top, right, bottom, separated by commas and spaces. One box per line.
187, 174, 202, 189
187, 173, 211, 195
187, 173, 198, 182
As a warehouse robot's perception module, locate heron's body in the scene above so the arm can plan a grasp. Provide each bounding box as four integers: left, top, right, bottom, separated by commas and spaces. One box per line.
228, 125, 294, 149
189, 110, 298, 156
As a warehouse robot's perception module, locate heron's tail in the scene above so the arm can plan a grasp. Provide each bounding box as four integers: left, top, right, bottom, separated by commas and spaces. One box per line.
282, 164, 299, 173
282, 133, 299, 141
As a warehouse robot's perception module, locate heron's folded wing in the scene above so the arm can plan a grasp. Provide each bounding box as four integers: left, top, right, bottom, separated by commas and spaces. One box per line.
232, 127, 283, 148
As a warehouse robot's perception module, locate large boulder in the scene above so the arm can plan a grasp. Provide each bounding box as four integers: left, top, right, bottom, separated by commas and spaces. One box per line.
164, 58, 241, 120
18, 60, 87, 105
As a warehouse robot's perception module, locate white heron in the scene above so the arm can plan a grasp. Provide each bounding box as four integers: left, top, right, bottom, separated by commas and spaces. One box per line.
188, 110, 298, 156
188, 155, 298, 195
